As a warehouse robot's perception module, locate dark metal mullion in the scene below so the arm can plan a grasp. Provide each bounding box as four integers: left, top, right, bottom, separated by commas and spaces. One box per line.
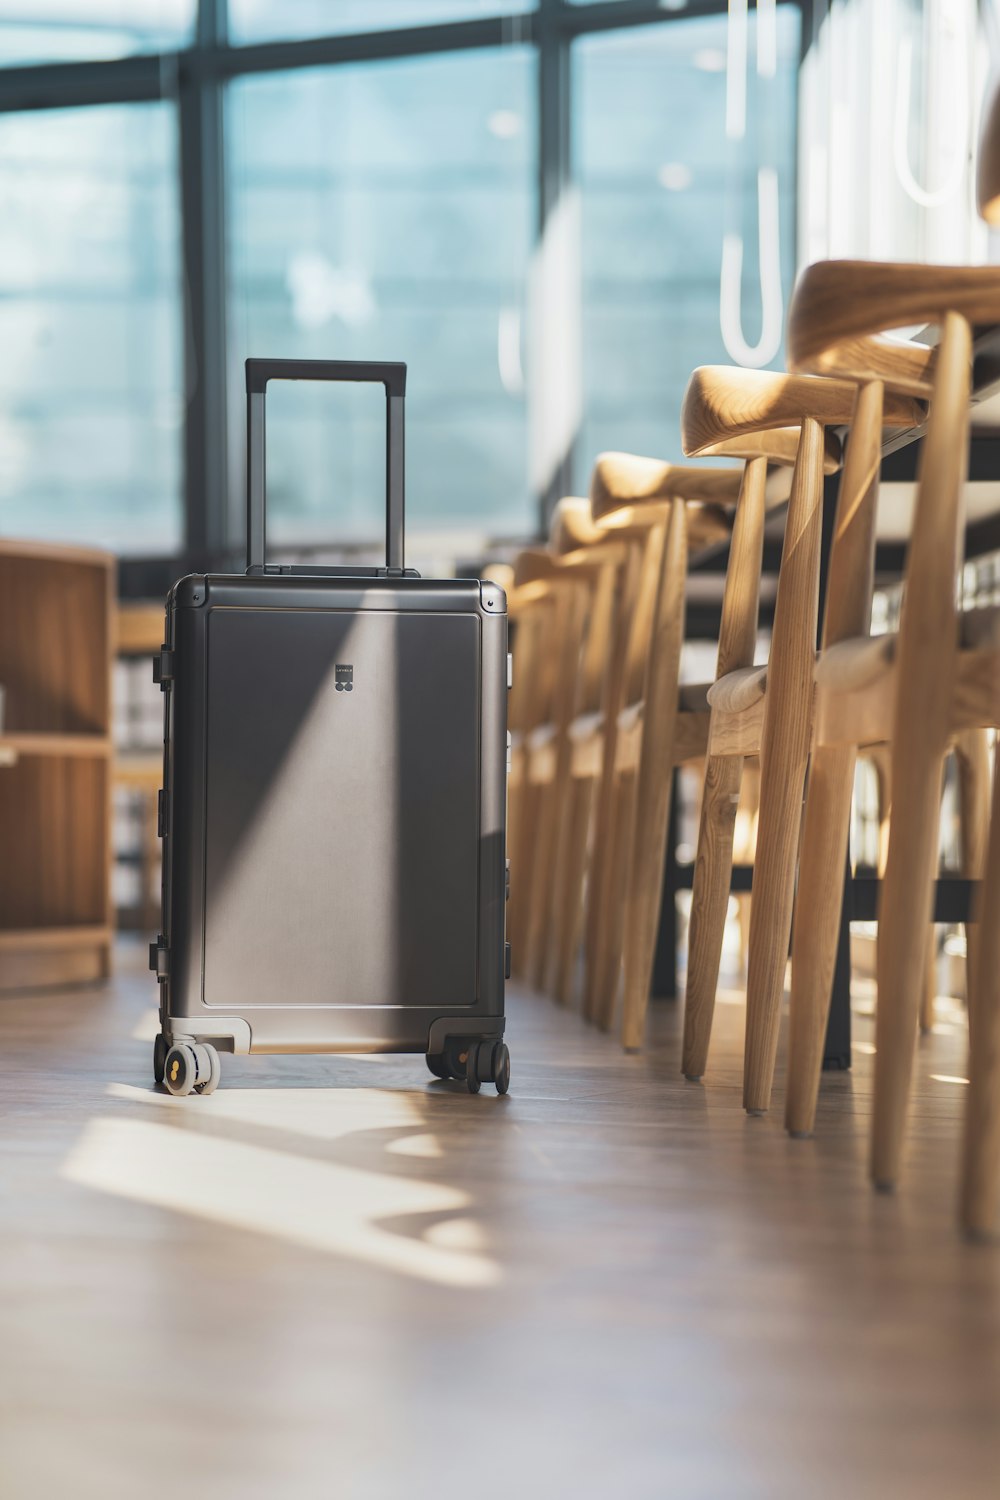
179, 0, 229, 560
537, 0, 573, 531
0, 53, 164, 111
208, 15, 538, 78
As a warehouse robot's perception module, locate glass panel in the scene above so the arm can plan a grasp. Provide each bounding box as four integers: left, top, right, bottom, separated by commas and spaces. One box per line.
572, 8, 800, 482
0, 103, 184, 553
799, 0, 989, 266
228, 46, 536, 547
0, 1, 195, 66
229, 1, 534, 46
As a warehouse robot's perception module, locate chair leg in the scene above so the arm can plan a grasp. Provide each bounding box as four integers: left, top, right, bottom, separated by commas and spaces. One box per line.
960, 750, 1000, 1236
621, 765, 675, 1053
583, 763, 616, 1025
871, 744, 947, 1190
508, 778, 538, 977
921, 926, 938, 1035
549, 774, 593, 1006
525, 771, 560, 991
785, 744, 857, 1137
596, 768, 639, 1032
955, 727, 991, 1039
743, 728, 813, 1115
682, 752, 743, 1080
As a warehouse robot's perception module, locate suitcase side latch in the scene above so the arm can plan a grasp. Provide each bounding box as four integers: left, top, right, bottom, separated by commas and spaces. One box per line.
152, 647, 175, 689
149, 938, 169, 980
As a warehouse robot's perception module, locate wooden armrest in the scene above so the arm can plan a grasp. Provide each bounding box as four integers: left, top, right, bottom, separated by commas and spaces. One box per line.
512, 547, 560, 588
788, 259, 1000, 393
705, 426, 842, 474
589, 453, 743, 516
548, 498, 605, 554
681, 365, 923, 458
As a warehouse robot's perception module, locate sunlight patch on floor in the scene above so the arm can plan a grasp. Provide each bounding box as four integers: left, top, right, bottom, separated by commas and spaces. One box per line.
63, 1112, 500, 1289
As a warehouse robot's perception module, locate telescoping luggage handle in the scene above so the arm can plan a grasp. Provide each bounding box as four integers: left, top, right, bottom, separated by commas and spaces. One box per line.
245, 358, 407, 574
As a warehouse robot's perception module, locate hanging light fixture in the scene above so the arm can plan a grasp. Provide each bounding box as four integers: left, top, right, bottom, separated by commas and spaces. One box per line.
892, 4, 970, 211
719, 0, 784, 368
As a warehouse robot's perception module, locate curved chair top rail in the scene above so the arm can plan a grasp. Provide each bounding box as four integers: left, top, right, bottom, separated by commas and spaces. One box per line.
512, 546, 562, 591
589, 452, 743, 519
681, 364, 924, 459
547, 495, 662, 555
787, 259, 1000, 394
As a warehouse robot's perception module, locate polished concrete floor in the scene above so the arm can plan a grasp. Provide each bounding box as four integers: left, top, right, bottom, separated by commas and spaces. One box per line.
2, 940, 999, 1499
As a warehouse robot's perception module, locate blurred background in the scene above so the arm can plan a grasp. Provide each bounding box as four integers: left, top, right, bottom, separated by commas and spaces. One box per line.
1, 0, 998, 929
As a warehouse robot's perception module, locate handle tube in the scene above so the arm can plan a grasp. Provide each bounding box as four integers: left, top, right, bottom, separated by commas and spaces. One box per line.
245, 358, 407, 573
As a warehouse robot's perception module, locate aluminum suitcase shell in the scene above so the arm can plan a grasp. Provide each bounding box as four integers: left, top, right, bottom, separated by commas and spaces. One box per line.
151, 359, 508, 1066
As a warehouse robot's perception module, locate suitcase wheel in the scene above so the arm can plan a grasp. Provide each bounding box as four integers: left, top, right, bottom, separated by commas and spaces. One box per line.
153, 1032, 167, 1086
465, 1041, 510, 1097
160, 1040, 221, 1098
427, 1040, 476, 1083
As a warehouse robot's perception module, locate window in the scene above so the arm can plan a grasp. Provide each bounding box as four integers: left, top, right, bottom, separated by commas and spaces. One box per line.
228, 45, 536, 547
572, 8, 800, 481
0, 3, 810, 570
0, 1, 195, 66
0, 102, 184, 552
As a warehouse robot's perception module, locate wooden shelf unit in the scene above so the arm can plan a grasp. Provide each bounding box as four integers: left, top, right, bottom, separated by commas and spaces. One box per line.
0, 540, 115, 990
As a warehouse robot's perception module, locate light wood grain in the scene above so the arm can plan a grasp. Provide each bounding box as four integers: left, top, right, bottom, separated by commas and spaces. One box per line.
621, 500, 688, 1050
962, 742, 1000, 1234
682, 457, 768, 1079
787, 260, 1000, 392
955, 728, 991, 1042
681, 366, 922, 460
743, 417, 827, 1114
0, 543, 114, 991
784, 380, 885, 1137
872, 311, 972, 1190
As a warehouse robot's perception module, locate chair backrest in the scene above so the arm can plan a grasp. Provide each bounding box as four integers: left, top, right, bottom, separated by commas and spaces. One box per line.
788, 261, 967, 668
683, 366, 922, 682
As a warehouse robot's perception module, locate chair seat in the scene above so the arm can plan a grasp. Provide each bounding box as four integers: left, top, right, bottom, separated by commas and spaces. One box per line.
815, 634, 896, 694
706, 665, 768, 714
815, 608, 1000, 697
677, 681, 712, 712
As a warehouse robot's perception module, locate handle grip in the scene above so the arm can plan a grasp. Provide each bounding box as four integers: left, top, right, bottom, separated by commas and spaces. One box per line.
245, 358, 407, 573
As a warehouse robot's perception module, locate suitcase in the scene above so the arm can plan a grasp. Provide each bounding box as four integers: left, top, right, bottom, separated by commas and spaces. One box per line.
150, 358, 511, 1097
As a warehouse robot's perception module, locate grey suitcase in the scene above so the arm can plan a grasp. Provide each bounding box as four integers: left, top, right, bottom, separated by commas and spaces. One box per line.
150, 359, 510, 1096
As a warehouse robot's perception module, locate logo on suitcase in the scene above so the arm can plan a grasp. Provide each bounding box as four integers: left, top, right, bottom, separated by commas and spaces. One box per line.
335, 664, 354, 693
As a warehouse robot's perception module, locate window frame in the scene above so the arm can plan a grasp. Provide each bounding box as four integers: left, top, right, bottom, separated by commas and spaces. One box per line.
0, 0, 809, 596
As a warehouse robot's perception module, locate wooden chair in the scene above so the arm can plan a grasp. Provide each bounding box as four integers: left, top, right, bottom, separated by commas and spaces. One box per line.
504, 558, 562, 968
544, 493, 679, 1016
779, 260, 1000, 1221
576, 458, 740, 1044
514, 528, 628, 990
678, 370, 922, 1104
549, 466, 736, 1031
